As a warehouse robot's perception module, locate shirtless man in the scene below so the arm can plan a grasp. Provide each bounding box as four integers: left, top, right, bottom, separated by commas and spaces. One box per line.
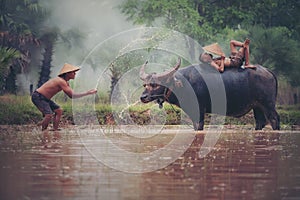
200, 39, 256, 72
31, 63, 97, 131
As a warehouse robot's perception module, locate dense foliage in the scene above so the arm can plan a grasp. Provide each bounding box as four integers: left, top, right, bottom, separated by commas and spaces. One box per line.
119, 0, 300, 86
0, 0, 85, 94
0, 0, 45, 94
0, 0, 299, 96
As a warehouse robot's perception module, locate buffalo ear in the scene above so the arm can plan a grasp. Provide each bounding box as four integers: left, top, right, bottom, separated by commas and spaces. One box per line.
174, 77, 183, 87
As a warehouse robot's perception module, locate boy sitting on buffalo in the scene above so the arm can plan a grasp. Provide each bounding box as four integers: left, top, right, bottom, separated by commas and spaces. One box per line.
199, 39, 256, 72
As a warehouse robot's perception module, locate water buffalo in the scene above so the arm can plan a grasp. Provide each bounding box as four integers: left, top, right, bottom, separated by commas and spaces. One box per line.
140, 58, 280, 130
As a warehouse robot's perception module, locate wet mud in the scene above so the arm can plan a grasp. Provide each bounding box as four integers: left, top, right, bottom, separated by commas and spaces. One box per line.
0, 125, 299, 200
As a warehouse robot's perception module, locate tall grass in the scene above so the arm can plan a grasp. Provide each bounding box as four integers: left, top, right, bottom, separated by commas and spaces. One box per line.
0, 95, 41, 124
0, 95, 299, 127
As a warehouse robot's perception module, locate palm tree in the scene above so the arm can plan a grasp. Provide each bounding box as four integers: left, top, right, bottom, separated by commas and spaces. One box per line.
37, 31, 57, 87
0, 0, 44, 93
0, 47, 21, 94
37, 27, 86, 87
1, 1, 86, 91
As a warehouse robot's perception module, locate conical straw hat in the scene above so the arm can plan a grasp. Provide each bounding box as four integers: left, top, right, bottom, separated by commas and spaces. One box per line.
203, 43, 224, 56
58, 63, 80, 76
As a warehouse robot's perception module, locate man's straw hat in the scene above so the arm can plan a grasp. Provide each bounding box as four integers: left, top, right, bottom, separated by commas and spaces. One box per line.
203, 43, 224, 56
58, 63, 80, 76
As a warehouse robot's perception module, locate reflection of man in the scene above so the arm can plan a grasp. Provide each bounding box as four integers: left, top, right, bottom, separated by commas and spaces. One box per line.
31, 63, 97, 131
200, 39, 256, 72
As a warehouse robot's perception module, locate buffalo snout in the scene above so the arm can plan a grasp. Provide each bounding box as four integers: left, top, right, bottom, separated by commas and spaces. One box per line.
140, 93, 150, 103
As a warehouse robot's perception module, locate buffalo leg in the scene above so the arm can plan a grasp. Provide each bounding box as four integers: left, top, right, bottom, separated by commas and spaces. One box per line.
193, 112, 205, 130
253, 107, 267, 130
265, 109, 280, 130
193, 121, 205, 130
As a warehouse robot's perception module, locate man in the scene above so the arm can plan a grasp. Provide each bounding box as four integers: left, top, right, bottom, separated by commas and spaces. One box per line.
31, 63, 97, 131
200, 39, 256, 72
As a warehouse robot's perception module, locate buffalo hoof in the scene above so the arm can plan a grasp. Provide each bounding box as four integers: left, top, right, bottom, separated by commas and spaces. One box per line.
193, 122, 204, 131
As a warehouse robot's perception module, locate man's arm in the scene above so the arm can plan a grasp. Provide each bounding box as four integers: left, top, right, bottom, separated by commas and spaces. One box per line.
210, 60, 222, 72
211, 55, 225, 72
60, 80, 97, 99
218, 56, 225, 72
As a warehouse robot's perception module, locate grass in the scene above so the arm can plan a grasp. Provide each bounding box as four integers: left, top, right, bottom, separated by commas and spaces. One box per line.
276, 104, 300, 126
0, 95, 41, 124
0, 95, 299, 127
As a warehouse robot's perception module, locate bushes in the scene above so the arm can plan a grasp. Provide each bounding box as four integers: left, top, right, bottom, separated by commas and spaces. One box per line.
0, 95, 299, 127
0, 95, 41, 124
277, 105, 300, 126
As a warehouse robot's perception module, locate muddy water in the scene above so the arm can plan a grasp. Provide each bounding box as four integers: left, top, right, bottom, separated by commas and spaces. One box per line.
0, 125, 299, 200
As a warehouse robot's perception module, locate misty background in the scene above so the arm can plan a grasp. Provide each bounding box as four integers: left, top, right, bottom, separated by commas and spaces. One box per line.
18, 0, 135, 94
4, 0, 298, 105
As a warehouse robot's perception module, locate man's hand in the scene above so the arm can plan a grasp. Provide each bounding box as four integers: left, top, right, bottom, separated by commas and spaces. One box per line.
244, 38, 250, 47
221, 53, 226, 59
87, 89, 97, 95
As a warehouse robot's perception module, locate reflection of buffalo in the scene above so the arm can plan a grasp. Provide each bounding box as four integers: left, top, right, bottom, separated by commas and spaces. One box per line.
140, 58, 280, 130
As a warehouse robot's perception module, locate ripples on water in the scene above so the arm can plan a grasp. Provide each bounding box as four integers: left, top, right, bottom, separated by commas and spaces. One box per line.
0, 125, 299, 200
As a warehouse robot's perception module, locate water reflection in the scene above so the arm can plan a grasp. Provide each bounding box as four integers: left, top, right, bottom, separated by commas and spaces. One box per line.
0, 126, 299, 200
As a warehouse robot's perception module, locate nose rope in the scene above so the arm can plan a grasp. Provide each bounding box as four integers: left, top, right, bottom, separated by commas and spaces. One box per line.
147, 87, 172, 104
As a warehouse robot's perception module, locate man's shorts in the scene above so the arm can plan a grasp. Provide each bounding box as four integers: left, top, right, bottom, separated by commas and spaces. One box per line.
31, 91, 60, 115
230, 57, 243, 67
229, 52, 244, 67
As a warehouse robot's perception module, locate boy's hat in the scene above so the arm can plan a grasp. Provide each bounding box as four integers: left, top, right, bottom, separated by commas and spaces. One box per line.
203, 43, 224, 56
58, 63, 80, 76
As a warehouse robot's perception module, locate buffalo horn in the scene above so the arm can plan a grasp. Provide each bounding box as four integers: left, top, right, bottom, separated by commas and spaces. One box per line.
139, 60, 149, 81
154, 57, 181, 80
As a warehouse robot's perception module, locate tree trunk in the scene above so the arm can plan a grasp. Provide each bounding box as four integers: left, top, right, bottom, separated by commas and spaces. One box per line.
37, 35, 55, 88
5, 66, 17, 94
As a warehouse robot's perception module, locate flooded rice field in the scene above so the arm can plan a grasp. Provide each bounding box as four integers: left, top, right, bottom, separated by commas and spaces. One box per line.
0, 125, 300, 200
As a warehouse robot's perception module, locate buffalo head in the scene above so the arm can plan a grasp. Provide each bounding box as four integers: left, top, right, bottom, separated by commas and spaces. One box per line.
140, 58, 181, 107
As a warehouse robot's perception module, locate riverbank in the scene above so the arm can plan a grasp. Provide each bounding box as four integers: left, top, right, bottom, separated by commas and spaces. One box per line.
0, 95, 299, 128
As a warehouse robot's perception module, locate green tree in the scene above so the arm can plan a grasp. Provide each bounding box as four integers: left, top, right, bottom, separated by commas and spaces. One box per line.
0, 47, 21, 94
249, 25, 300, 86
119, 0, 207, 41
119, 0, 300, 41
119, 0, 300, 86
0, 0, 45, 93
37, 27, 86, 87
108, 50, 148, 100
0, 0, 86, 92
37, 31, 57, 87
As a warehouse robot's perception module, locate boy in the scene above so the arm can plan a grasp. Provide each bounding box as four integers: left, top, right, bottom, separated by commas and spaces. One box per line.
31, 63, 97, 130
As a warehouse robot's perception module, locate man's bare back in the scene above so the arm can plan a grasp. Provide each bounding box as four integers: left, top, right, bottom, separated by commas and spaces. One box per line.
32, 63, 97, 131
36, 77, 68, 99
